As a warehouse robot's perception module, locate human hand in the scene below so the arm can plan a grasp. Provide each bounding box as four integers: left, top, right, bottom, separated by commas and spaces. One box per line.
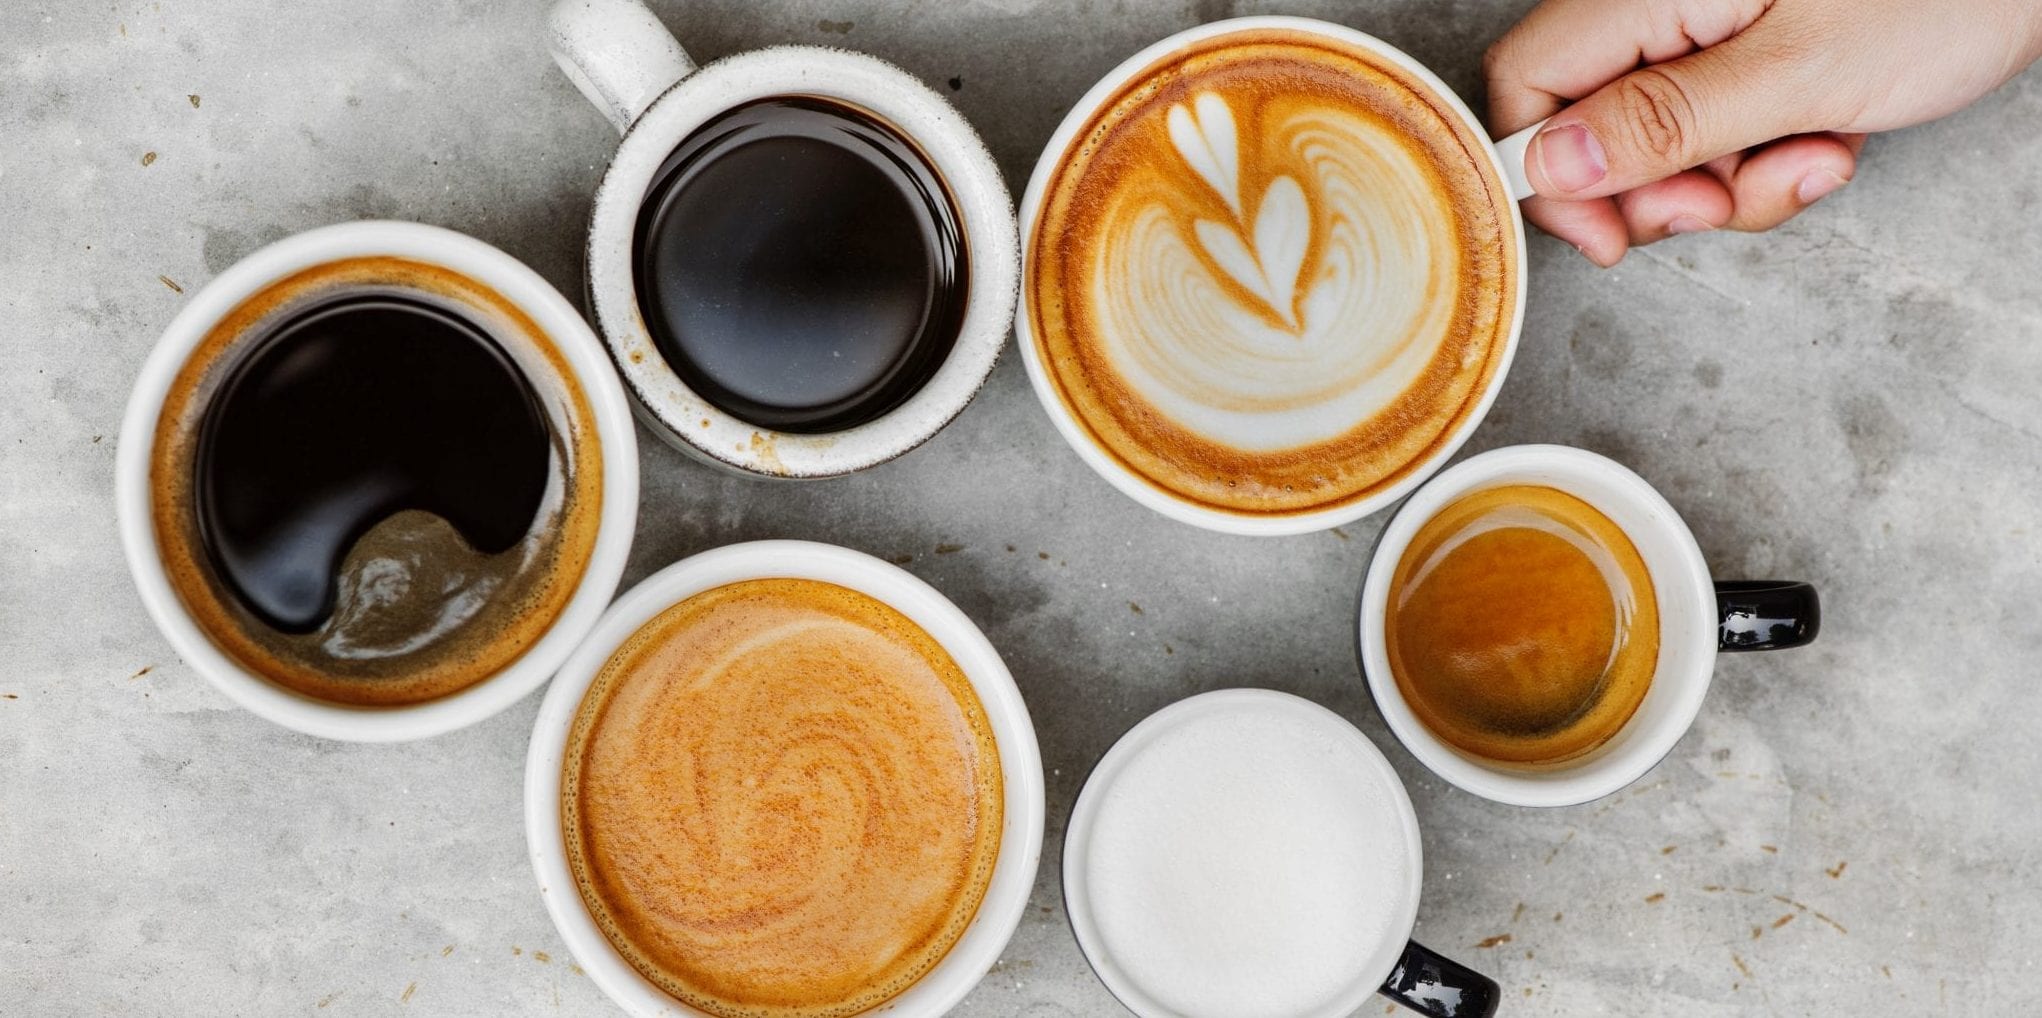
1484, 0, 2042, 265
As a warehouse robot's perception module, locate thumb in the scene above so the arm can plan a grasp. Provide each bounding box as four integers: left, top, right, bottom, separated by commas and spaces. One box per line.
1522, 29, 1826, 199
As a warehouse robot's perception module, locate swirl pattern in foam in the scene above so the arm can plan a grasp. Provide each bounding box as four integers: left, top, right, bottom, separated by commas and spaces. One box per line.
1030, 30, 1515, 515
563, 578, 1002, 1018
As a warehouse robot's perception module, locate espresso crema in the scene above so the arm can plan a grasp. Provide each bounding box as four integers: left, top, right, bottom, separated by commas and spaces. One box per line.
1029, 29, 1516, 515
563, 578, 1003, 1018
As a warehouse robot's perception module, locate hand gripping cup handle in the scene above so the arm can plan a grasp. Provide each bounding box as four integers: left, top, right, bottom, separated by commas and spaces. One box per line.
1493, 120, 1549, 202
548, 0, 698, 134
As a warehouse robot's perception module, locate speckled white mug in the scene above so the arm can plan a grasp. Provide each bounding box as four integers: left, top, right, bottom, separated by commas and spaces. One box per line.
525, 540, 1045, 1018
548, 0, 1018, 478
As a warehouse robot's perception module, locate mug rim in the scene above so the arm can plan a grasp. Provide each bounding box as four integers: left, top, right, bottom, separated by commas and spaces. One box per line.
585, 44, 1019, 479
1061, 688, 1424, 1018
1013, 14, 1530, 536
112, 220, 639, 742
523, 539, 1046, 1018
1356, 444, 1719, 806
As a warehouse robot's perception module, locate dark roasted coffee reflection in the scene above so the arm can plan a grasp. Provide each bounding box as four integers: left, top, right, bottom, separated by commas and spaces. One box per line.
194, 292, 550, 632
633, 97, 967, 433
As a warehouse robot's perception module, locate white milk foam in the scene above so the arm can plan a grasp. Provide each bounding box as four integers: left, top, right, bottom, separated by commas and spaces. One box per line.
1083, 701, 1411, 1018
1095, 90, 1458, 453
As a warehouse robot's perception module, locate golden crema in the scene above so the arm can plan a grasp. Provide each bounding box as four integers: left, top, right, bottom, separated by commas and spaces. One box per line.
1029, 29, 1516, 516
563, 578, 1003, 1018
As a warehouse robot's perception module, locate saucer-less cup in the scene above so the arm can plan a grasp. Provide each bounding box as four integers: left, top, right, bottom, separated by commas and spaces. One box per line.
1358, 445, 1820, 807
1015, 16, 1549, 536
114, 221, 640, 742
1064, 689, 1499, 1018
548, 0, 1019, 478
525, 540, 1045, 1018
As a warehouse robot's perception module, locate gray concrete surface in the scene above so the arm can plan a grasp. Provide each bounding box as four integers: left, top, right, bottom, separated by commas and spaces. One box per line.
4, 0, 2040, 1014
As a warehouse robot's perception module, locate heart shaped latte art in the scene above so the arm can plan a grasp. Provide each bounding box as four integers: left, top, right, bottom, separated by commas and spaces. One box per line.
1094, 90, 1462, 452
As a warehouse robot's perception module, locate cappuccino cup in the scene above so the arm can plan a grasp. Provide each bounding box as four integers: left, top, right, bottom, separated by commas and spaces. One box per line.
525, 540, 1044, 1018
1358, 445, 1820, 806
1017, 17, 1549, 535
548, 0, 1018, 478
114, 221, 639, 741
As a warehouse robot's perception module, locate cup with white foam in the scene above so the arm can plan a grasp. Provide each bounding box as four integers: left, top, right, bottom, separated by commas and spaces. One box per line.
547, 0, 1018, 478
1358, 445, 1821, 807
1064, 689, 1500, 1018
1017, 16, 1555, 535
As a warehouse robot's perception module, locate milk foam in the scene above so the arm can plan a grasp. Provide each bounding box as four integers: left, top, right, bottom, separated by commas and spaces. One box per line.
1098, 91, 1457, 452
1083, 703, 1411, 1018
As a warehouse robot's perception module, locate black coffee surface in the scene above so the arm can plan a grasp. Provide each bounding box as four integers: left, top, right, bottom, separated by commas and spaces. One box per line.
194, 292, 550, 633
633, 97, 967, 433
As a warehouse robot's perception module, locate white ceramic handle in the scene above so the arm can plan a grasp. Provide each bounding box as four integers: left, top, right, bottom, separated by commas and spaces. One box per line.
1494, 118, 1548, 201
548, 0, 697, 135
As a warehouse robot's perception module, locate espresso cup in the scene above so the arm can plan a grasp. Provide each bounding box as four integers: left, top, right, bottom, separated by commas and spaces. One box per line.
1358, 445, 1820, 807
1064, 689, 1499, 1018
114, 221, 639, 741
1017, 16, 1551, 536
548, 0, 1018, 478
525, 540, 1044, 1018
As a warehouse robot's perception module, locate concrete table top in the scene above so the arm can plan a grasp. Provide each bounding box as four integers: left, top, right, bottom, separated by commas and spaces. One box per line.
5, 1, 2039, 1014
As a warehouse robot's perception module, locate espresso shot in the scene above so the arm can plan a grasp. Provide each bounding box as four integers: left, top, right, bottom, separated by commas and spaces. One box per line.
148, 257, 605, 706
632, 97, 969, 433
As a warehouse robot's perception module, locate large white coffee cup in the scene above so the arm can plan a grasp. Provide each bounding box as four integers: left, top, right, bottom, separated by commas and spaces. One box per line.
524, 540, 1045, 1018
1016, 16, 1546, 536
548, 0, 1018, 479
114, 221, 639, 742
1358, 445, 1820, 806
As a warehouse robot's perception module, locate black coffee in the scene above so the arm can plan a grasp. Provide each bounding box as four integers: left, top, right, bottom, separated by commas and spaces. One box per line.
194, 291, 551, 633
632, 97, 967, 433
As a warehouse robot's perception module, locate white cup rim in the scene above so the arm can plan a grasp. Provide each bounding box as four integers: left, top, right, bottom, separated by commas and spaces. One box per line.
523, 539, 1045, 1018
1357, 444, 1719, 806
111, 220, 639, 742
1062, 688, 1423, 1018
586, 45, 1019, 478
1013, 15, 1529, 536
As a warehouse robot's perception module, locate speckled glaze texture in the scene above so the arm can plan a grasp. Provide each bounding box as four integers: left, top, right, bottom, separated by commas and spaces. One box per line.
6, 0, 2042, 1015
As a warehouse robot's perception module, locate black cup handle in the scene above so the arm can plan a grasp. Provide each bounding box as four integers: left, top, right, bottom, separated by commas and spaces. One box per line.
1716, 581, 1820, 651
1379, 939, 1500, 1018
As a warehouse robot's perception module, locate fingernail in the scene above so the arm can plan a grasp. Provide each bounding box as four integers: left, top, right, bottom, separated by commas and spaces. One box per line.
1796, 170, 1848, 204
1533, 123, 1607, 193
1667, 215, 1714, 235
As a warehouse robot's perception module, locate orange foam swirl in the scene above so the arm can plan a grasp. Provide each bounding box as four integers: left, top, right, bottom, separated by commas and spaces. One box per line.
563, 579, 1003, 1018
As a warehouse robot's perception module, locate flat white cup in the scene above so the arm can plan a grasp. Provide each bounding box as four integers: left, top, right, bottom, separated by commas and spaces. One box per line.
1064, 689, 1499, 1018
1359, 444, 1823, 807
1015, 16, 1546, 536
113, 220, 640, 742
524, 540, 1045, 1018
548, 0, 1019, 479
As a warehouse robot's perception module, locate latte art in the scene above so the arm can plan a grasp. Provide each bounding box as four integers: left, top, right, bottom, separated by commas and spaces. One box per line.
1030, 30, 1515, 515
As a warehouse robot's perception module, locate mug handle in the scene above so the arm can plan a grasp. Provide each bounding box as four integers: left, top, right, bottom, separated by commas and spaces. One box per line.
1493, 119, 1548, 202
1717, 580, 1821, 651
1379, 939, 1501, 1018
548, 0, 698, 135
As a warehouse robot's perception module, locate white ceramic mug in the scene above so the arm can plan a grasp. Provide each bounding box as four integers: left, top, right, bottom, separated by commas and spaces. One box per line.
114, 221, 640, 742
524, 539, 1045, 1018
548, 0, 1019, 478
1358, 445, 1821, 806
1063, 689, 1500, 1018
1015, 16, 1547, 536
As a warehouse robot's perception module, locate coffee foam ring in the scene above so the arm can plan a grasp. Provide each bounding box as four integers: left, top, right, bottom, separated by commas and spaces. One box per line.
586, 45, 1019, 478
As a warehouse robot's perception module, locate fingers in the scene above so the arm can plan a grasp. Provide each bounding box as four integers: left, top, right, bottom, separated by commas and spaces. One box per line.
1520, 23, 1838, 200
1521, 195, 1629, 268
1614, 169, 1734, 244
1485, 0, 1769, 132
1713, 133, 1861, 232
